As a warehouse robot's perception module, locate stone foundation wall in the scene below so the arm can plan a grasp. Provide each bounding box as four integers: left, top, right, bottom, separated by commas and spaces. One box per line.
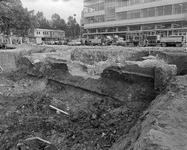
0, 51, 18, 72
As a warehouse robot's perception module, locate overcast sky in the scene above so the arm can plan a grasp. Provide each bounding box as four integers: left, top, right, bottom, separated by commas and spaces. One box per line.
21, 0, 83, 23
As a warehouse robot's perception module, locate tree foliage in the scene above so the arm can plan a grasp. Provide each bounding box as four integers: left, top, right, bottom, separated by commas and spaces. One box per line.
0, 0, 31, 36
0, 0, 80, 38
51, 13, 67, 30
66, 15, 80, 38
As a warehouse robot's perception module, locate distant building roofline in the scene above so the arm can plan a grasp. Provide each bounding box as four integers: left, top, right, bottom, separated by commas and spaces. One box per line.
34, 28, 65, 32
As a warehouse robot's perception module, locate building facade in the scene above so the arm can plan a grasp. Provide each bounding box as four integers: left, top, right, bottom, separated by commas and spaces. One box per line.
82, 0, 187, 40
28, 28, 65, 44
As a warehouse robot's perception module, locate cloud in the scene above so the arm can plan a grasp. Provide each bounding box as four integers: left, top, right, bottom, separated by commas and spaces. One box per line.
52, 0, 71, 2
21, 0, 83, 21
24, 0, 38, 2
23, 0, 72, 2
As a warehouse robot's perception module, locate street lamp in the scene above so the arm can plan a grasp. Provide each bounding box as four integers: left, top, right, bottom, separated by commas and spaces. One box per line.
73, 14, 76, 39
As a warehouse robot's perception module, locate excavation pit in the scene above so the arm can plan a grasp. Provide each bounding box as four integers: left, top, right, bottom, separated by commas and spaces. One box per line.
0, 46, 186, 150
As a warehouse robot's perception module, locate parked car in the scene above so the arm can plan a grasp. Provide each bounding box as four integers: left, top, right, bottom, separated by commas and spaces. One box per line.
115, 38, 127, 46
67, 40, 81, 46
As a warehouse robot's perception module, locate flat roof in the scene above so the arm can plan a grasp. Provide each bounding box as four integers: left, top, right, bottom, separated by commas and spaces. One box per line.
34, 28, 65, 32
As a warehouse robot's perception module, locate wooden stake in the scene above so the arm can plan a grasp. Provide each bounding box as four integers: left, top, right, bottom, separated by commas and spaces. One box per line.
25, 137, 51, 145
49, 105, 69, 115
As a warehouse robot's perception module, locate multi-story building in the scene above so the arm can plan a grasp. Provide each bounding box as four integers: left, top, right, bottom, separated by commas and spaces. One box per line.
82, 0, 187, 40
28, 28, 65, 44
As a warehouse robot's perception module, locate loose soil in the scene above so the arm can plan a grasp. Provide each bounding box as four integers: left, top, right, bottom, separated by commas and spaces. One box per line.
0, 45, 187, 150
0, 70, 153, 150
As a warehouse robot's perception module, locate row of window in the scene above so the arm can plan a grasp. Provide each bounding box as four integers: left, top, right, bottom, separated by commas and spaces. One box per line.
84, 2, 187, 24
36, 31, 49, 35
83, 2, 104, 13
36, 31, 64, 36
43, 32, 49, 35
86, 21, 187, 33
116, 0, 160, 7
84, 15, 105, 24
117, 3, 187, 21
83, 0, 161, 14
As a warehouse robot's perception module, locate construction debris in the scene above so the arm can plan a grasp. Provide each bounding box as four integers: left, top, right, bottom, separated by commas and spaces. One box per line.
25, 137, 52, 145
49, 105, 69, 115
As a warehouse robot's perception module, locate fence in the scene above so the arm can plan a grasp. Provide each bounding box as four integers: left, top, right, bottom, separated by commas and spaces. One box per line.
0, 35, 22, 45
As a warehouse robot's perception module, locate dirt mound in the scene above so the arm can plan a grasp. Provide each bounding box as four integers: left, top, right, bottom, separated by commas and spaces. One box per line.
111, 75, 187, 150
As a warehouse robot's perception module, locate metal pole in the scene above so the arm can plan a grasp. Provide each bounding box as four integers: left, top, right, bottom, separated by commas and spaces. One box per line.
73, 14, 76, 39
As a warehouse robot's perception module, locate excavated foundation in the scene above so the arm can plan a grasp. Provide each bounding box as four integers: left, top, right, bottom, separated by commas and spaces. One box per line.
0, 46, 185, 150
0, 71, 157, 150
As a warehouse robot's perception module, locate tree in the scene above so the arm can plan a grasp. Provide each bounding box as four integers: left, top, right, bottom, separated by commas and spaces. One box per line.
0, 0, 79, 38
51, 13, 67, 31
0, 0, 32, 36
67, 15, 80, 38
75, 23, 80, 38
35, 11, 52, 29
11, 6, 31, 36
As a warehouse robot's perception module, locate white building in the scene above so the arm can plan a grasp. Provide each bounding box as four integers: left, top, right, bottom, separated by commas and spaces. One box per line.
82, 0, 187, 39
28, 28, 65, 44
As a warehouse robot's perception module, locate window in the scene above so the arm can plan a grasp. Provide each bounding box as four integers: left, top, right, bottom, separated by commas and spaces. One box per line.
108, 27, 115, 32
90, 16, 94, 23
134, 10, 141, 18
127, 11, 134, 19
116, 12, 123, 20
164, 5, 172, 15
117, 0, 121, 7
88, 5, 94, 12
130, 0, 134, 5
99, 3, 104, 10
157, 23, 171, 29
174, 4, 182, 14
117, 11, 127, 20
105, 0, 115, 6
129, 25, 141, 31
183, 21, 187, 27
106, 6, 116, 21
94, 16, 99, 23
95, 4, 99, 11
118, 26, 127, 31
122, 0, 129, 6
142, 8, 148, 18
148, 7, 155, 17
134, 0, 140, 4
98, 28, 105, 32
173, 21, 182, 28
157, 6, 164, 16
84, 17, 89, 24
142, 24, 155, 30
89, 29, 96, 33
99, 15, 105, 22
182, 2, 187, 13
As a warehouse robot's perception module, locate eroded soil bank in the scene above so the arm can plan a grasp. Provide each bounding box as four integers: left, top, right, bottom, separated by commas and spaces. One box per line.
0, 45, 187, 150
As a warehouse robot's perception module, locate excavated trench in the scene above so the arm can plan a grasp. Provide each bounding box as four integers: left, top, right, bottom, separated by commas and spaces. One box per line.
0, 46, 183, 150
0, 73, 157, 150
